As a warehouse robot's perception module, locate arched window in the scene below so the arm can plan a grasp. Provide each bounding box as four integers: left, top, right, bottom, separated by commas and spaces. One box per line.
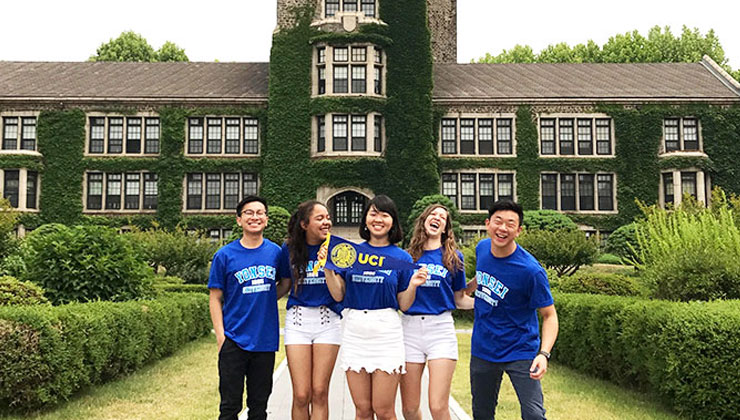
331, 191, 367, 226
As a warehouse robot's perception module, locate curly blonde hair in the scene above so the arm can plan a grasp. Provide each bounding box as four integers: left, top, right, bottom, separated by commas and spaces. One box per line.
407, 204, 463, 273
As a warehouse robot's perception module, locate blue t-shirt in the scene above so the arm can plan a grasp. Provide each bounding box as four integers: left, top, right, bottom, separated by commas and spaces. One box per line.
339, 243, 413, 310
279, 243, 343, 315
208, 238, 282, 352
403, 248, 467, 315
471, 239, 554, 363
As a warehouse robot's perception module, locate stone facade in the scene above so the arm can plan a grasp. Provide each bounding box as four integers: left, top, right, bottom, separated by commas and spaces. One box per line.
276, 0, 321, 30
427, 0, 457, 63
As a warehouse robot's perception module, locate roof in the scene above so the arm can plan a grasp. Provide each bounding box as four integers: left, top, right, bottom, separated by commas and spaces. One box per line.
0, 61, 269, 103
433, 58, 740, 104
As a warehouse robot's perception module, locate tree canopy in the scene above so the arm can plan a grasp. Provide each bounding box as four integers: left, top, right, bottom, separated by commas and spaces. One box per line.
476, 26, 738, 81
89, 31, 189, 62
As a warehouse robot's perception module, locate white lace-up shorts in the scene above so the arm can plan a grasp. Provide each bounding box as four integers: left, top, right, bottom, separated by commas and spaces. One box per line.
401, 311, 458, 363
340, 308, 406, 374
284, 305, 342, 346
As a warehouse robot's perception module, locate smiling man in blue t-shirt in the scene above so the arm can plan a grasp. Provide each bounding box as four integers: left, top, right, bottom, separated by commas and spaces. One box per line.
470, 200, 559, 420
208, 195, 284, 420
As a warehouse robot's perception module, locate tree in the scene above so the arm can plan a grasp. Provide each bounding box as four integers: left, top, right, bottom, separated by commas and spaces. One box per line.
475, 25, 738, 81
90, 31, 188, 62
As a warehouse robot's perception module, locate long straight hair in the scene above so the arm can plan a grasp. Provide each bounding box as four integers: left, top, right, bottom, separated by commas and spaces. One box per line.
407, 204, 463, 273
286, 200, 326, 294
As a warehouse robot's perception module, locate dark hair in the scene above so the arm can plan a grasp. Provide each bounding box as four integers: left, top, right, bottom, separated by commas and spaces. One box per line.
359, 195, 403, 243
487, 199, 524, 226
236, 195, 268, 216
286, 200, 326, 293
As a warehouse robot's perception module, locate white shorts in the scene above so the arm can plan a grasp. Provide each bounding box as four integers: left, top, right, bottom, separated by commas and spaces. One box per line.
340, 308, 406, 374
284, 305, 342, 346
401, 311, 458, 363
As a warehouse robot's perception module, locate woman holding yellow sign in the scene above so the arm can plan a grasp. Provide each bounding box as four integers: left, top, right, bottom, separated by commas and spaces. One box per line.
278, 200, 342, 420
325, 195, 428, 420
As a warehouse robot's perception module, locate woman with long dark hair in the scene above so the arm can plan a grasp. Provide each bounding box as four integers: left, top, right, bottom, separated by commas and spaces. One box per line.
400, 204, 473, 420
325, 195, 428, 420
278, 200, 342, 420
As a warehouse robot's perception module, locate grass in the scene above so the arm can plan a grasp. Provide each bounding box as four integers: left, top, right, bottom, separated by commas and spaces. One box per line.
1, 298, 289, 420
451, 333, 681, 420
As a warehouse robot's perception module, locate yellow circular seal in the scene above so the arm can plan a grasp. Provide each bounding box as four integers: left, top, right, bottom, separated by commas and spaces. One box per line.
330, 243, 357, 269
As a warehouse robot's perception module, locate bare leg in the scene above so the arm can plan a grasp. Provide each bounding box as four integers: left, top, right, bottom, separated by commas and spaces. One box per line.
427, 359, 456, 420
371, 370, 401, 420
400, 362, 425, 420
346, 369, 373, 420
286, 345, 313, 420
310, 344, 339, 420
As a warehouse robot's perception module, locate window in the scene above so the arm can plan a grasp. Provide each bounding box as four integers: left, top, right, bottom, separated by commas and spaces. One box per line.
681, 172, 697, 199
324, 0, 376, 17
540, 116, 614, 156
660, 169, 707, 208
87, 173, 103, 210
87, 116, 159, 155
662, 173, 674, 205
143, 174, 158, 210
351, 115, 366, 151
374, 116, 382, 152
333, 115, 348, 151
317, 116, 326, 152
26, 171, 38, 209
332, 191, 367, 226
3, 170, 19, 207
84, 172, 155, 212
663, 117, 702, 153
316, 44, 384, 96
125, 173, 140, 209
2, 117, 38, 152
106, 174, 122, 210
185, 172, 259, 211
441, 171, 517, 211
187, 117, 260, 156
440, 116, 515, 156
540, 172, 616, 212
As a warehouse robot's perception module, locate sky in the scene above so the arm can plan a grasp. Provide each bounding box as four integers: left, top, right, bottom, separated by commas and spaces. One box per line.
1, 0, 738, 70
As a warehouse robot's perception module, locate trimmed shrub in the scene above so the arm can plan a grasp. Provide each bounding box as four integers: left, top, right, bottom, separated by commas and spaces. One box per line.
154, 283, 209, 295
604, 222, 640, 260
518, 229, 598, 276
522, 210, 577, 231
228, 205, 291, 245
128, 229, 218, 284
405, 194, 463, 244
596, 253, 623, 265
554, 272, 641, 296
634, 206, 740, 301
0, 276, 49, 306
22, 224, 153, 305
554, 293, 740, 420
0, 293, 210, 412
0, 198, 19, 259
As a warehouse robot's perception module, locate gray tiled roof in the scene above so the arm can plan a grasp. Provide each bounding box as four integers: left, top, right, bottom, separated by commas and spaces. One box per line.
0, 61, 269, 102
433, 61, 740, 103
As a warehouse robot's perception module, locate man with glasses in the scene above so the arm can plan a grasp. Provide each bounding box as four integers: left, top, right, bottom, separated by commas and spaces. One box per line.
208, 195, 285, 420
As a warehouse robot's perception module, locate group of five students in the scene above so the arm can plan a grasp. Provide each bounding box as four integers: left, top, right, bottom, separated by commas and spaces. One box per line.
209, 194, 558, 420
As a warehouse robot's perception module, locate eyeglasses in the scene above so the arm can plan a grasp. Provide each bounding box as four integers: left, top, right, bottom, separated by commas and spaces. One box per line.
241, 210, 267, 217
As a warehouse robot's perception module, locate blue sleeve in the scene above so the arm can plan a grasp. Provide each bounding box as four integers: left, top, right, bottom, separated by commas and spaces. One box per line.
207, 251, 226, 290
451, 250, 467, 291
529, 268, 554, 309
279, 243, 292, 280
396, 248, 414, 293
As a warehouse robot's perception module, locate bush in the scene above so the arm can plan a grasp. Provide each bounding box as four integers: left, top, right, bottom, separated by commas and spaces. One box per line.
634, 205, 740, 301
0, 276, 49, 306
596, 253, 623, 265
22, 224, 153, 304
0, 198, 19, 259
154, 283, 209, 295
522, 210, 577, 231
228, 205, 291, 245
517, 229, 598, 276
405, 194, 463, 244
555, 293, 740, 420
604, 222, 640, 260
128, 229, 218, 284
0, 293, 210, 412
553, 272, 641, 297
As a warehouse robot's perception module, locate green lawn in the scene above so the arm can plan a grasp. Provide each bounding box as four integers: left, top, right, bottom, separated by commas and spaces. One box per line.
452, 333, 681, 420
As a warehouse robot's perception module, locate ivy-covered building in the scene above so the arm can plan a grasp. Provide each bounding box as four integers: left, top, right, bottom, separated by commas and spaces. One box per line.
2, 0, 740, 241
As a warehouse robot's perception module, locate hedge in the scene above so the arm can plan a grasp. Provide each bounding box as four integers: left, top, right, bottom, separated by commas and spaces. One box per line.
0, 293, 211, 412
554, 293, 740, 419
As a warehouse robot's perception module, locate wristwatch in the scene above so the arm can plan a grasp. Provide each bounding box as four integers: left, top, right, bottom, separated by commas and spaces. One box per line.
537, 350, 551, 360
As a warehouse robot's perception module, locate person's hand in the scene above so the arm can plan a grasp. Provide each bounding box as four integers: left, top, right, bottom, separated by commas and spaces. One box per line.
410, 266, 429, 288
216, 334, 226, 353
317, 243, 328, 261
529, 354, 548, 380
